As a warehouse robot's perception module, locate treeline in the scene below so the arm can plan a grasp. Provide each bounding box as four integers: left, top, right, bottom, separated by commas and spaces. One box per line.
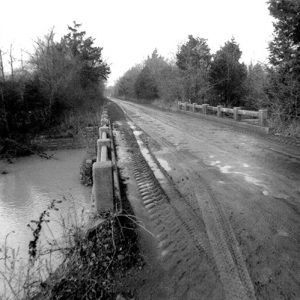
0, 22, 110, 141
113, 0, 299, 135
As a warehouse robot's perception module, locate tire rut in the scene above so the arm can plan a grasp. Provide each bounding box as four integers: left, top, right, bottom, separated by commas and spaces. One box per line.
148, 133, 256, 300
118, 118, 224, 299
120, 109, 256, 299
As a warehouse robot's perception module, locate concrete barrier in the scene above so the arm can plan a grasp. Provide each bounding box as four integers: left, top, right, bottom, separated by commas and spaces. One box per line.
177, 101, 269, 134
92, 161, 113, 211
233, 107, 241, 121
92, 108, 115, 212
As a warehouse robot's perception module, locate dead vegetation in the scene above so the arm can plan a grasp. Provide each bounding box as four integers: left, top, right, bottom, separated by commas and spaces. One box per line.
0, 201, 144, 300
33, 211, 144, 300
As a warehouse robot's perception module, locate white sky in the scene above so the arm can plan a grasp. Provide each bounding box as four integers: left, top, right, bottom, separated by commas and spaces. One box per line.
0, 0, 274, 85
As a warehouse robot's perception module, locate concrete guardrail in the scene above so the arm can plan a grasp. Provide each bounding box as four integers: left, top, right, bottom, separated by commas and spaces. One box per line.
92, 108, 121, 212
177, 101, 269, 133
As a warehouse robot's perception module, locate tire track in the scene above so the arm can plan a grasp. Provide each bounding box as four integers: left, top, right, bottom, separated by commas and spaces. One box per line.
117, 101, 257, 300
117, 117, 224, 299
150, 135, 256, 300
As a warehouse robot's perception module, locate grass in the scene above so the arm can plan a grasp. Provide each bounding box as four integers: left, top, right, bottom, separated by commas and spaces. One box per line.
268, 115, 300, 138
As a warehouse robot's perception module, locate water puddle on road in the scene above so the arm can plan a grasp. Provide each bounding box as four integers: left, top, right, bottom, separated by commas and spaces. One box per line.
157, 158, 172, 171
133, 130, 143, 136
209, 159, 291, 201
209, 159, 270, 194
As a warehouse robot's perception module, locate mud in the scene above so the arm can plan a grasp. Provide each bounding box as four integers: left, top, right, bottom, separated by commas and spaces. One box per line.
111, 98, 300, 300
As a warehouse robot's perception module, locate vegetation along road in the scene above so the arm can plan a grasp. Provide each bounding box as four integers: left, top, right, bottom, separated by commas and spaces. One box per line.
111, 98, 300, 300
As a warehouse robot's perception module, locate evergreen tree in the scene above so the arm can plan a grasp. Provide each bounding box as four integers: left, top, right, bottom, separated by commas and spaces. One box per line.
135, 65, 158, 100
244, 63, 268, 109
268, 0, 300, 118
209, 38, 247, 107
62, 22, 110, 88
176, 35, 211, 103
114, 65, 142, 99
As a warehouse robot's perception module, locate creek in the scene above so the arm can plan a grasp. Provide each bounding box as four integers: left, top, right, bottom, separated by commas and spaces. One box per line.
0, 149, 91, 266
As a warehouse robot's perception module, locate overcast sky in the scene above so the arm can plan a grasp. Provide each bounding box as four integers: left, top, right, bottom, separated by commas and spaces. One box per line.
0, 0, 274, 85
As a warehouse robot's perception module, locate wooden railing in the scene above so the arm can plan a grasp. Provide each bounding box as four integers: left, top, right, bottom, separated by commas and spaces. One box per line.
177, 102, 268, 127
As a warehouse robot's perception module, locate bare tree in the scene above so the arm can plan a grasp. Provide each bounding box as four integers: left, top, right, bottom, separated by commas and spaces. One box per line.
30, 29, 73, 121
20, 48, 25, 71
0, 49, 5, 80
0, 49, 10, 135
9, 44, 15, 81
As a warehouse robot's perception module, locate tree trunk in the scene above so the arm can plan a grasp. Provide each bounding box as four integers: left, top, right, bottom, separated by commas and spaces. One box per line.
0, 86, 10, 136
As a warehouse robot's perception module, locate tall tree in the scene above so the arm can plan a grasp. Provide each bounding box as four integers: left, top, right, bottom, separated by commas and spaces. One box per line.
244, 63, 269, 109
114, 64, 142, 99
176, 35, 211, 103
135, 65, 158, 101
31, 30, 67, 118
31, 23, 110, 117
62, 22, 110, 88
268, 0, 300, 119
209, 38, 247, 107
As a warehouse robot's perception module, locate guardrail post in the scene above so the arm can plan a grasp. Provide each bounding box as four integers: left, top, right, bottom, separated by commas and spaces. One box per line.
92, 161, 113, 211
233, 107, 241, 121
184, 102, 187, 111
202, 104, 208, 114
97, 138, 110, 162
217, 105, 223, 118
192, 103, 196, 112
101, 115, 109, 126
259, 109, 268, 127
99, 126, 109, 138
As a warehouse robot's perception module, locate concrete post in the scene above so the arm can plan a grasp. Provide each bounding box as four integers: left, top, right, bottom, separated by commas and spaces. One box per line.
202, 104, 208, 114
184, 102, 187, 111
259, 109, 268, 127
233, 107, 241, 121
192, 103, 196, 112
101, 117, 109, 127
217, 105, 223, 118
92, 161, 114, 212
99, 126, 109, 138
97, 138, 111, 162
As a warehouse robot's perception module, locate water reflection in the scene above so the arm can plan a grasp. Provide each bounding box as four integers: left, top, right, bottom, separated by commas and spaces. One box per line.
0, 149, 91, 260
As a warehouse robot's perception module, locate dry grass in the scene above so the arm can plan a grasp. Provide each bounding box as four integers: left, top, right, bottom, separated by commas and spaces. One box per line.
0, 200, 144, 300
268, 116, 300, 138
0, 198, 88, 300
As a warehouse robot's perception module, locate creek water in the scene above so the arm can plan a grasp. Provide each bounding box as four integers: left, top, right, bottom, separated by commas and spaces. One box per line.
0, 149, 91, 269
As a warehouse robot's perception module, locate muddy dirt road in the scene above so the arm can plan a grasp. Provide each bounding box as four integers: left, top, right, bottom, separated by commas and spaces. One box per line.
110, 98, 300, 300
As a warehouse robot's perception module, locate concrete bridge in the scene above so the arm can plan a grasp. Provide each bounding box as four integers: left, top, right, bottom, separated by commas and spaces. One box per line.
91, 98, 300, 299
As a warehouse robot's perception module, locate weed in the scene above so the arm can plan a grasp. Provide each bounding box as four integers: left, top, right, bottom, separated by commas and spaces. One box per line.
27, 199, 61, 261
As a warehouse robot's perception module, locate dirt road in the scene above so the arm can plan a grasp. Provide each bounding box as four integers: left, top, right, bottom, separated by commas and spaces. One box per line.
110, 98, 300, 300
